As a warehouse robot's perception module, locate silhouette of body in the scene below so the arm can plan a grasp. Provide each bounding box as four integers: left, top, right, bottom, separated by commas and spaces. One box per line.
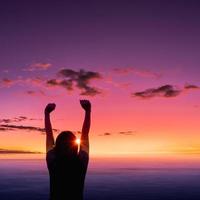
45, 100, 91, 200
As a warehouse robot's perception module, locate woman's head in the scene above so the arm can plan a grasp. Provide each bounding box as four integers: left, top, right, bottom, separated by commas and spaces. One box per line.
55, 131, 78, 157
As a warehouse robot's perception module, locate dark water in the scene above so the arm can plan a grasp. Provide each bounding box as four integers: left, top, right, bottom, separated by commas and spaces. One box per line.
0, 158, 200, 200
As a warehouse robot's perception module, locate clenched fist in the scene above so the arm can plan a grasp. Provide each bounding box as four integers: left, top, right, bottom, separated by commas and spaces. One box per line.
80, 100, 91, 112
45, 103, 56, 114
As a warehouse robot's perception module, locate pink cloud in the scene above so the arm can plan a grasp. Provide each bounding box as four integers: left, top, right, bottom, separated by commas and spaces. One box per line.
25, 62, 52, 71
0, 78, 16, 87
113, 67, 161, 78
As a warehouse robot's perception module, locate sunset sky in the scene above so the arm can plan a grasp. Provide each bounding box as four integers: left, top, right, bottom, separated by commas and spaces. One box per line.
0, 1, 200, 157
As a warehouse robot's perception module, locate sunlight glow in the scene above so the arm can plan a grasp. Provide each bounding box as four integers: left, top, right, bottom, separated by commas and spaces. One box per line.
75, 138, 81, 145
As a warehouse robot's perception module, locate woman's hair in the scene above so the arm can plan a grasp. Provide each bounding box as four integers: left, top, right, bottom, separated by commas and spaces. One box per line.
55, 131, 78, 156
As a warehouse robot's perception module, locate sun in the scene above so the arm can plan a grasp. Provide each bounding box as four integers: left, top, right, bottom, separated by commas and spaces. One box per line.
75, 138, 81, 145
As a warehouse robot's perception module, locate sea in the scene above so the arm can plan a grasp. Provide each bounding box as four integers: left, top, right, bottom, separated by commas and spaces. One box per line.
0, 155, 200, 200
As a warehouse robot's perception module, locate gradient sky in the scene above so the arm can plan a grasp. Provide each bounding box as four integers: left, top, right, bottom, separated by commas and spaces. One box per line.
0, 0, 200, 156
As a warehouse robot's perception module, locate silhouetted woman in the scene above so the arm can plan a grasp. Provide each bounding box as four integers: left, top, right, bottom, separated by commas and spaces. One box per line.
45, 100, 91, 200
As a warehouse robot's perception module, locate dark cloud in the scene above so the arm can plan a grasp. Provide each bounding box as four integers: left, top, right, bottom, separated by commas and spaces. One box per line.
133, 84, 200, 99
47, 79, 73, 91
47, 79, 58, 86
29, 118, 42, 121
58, 69, 78, 78
0, 149, 42, 154
18, 116, 27, 120
119, 131, 135, 135
133, 85, 181, 99
0, 127, 13, 131
0, 116, 41, 124
26, 90, 37, 95
0, 124, 58, 133
99, 131, 135, 136
184, 84, 199, 90
98, 132, 112, 136
47, 69, 102, 96
104, 132, 111, 136
80, 87, 101, 96
0, 119, 12, 123
0, 78, 15, 87
0, 116, 28, 124
2, 78, 13, 84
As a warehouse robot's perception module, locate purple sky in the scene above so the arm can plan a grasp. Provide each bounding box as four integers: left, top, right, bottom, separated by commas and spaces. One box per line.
0, 1, 200, 155
0, 1, 200, 75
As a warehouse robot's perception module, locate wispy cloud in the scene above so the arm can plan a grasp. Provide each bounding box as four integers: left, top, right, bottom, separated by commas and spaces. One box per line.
24, 62, 52, 71
98, 132, 112, 136
0, 116, 41, 124
0, 124, 58, 133
2, 69, 9, 73
0, 78, 16, 87
47, 69, 102, 96
26, 90, 45, 96
99, 131, 135, 136
0, 77, 44, 89
118, 131, 135, 135
0, 116, 28, 123
0, 148, 42, 154
113, 67, 161, 78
